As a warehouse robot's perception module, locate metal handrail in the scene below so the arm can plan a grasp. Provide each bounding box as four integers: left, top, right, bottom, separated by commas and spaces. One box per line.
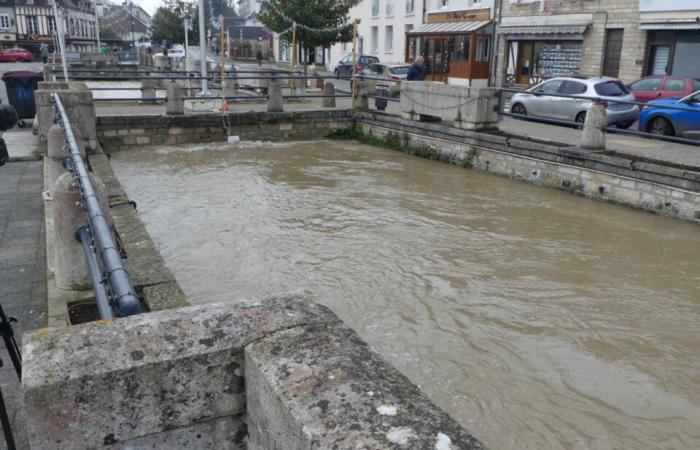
52, 93, 142, 319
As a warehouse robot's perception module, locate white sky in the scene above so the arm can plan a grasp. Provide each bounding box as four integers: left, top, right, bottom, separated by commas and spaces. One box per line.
133, 0, 163, 15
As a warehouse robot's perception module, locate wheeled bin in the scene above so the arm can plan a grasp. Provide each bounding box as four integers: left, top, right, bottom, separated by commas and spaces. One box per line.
1, 70, 43, 127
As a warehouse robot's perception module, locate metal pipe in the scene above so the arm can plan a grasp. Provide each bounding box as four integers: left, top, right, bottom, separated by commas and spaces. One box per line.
198, 0, 207, 94
76, 226, 114, 320
53, 94, 142, 317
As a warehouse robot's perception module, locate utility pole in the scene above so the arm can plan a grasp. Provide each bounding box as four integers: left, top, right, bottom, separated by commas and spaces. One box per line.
198, 0, 207, 93
351, 18, 360, 109
51, 0, 68, 81
93, 0, 101, 51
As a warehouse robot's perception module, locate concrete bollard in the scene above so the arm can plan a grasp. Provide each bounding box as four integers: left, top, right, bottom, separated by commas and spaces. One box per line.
53, 171, 113, 290
141, 79, 158, 104
581, 103, 607, 150
322, 82, 336, 108
47, 125, 85, 192
267, 80, 284, 113
354, 80, 374, 110
166, 82, 184, 115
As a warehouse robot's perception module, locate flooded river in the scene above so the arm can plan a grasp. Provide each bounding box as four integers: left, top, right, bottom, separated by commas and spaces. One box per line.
111, 140, 700, 450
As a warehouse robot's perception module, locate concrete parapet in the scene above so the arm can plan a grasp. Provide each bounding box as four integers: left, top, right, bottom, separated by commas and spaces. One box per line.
400, 81, 499, 130
355, 79, 376, 110
23, 294, 484, 450
166, 82, 184, 115
141, 79, 158, 104
35, 86, 97, 151
267, 80, 284, 113
581, 103, 606, 150
322, 82, 336, 108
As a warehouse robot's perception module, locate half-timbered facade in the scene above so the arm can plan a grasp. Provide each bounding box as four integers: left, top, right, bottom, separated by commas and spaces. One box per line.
14, 0, 96, 53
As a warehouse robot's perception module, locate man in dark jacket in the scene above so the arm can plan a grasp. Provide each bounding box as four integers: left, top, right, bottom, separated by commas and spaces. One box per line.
407, 56, 426, 81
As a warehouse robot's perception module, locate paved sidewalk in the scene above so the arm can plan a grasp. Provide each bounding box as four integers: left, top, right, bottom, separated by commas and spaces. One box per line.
0, 159, 47, 450
3, 123, 43, 161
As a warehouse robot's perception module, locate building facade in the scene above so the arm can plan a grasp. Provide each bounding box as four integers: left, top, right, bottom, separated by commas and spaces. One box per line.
0, 0, 17, 48
639, 0, 700, 78
13, 0, 56, 53
495, 0, 646, 86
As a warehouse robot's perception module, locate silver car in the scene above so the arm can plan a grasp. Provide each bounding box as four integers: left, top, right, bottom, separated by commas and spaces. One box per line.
509, 76, 639, 129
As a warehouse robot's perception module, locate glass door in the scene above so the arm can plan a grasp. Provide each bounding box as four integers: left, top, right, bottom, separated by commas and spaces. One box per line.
516, 41, 534, 85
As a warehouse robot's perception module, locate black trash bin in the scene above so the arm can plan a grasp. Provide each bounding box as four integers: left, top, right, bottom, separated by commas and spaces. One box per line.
2, 70, 44, 128
374, 84, 389, 111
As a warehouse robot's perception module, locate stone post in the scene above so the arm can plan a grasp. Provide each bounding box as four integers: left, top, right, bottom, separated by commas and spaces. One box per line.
355, 80, 375, 110
166, 82, 184, 115
322, 82, 336, 108
581, 103, 607, 150
52, 172, 112, 289
141, 79, 157, 104
257, 67, 270, 93
267, 80, 284, 113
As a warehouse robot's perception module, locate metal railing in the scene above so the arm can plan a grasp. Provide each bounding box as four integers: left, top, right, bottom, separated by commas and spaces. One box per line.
52, 93, 143, 319
495, 87, 700, 147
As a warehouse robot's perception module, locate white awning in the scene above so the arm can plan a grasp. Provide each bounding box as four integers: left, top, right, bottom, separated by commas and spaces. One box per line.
640, 22, 700, 30
409, 21, 491, 35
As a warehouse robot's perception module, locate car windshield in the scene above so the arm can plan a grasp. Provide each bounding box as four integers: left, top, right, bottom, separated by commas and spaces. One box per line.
389, 66, 410, 75
594, 81, 629, 97
367, 57, 379, 64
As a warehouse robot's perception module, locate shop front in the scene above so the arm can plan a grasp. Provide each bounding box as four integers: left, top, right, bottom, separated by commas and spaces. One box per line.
499, 14, 591, 87
406, 8, 492, 87
640, 26, 700, 77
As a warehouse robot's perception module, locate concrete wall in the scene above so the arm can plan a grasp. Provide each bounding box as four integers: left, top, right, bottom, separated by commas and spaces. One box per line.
96, 110, 355, 151
23, 294, 485, 450
356, 112, 700, 223
496, 0, 646, 84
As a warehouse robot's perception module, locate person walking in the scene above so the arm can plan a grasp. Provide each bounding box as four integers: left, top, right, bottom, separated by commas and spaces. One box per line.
407, 56, 426, 81
40, 43, 49, 64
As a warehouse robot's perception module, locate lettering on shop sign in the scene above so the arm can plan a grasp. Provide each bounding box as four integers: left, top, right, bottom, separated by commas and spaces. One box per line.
17, 34, 52, 41
426, 8, 490, 23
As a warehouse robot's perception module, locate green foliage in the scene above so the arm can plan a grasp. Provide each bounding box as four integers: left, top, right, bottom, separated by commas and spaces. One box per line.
100, 26, 119, 40
151, 0, 198, 45
257, 0, 358, 48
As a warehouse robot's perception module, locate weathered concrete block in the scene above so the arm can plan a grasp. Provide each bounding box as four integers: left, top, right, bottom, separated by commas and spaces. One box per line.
23, 295, 339, 450
141, 79, 158, 104
267, 80, 284, 113
166, 82, 184, 115
246, 323, 485, 450
322, 82, 336, 108
581, 103, 606, 150
401, 81, 499, 130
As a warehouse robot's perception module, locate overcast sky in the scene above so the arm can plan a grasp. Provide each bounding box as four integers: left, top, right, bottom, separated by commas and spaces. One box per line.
135, 0, 164, 15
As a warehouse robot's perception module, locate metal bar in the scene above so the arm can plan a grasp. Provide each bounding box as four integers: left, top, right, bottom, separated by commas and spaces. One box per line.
61, 75, 354, 81
0, 386, 15, 450
76, 226, 114, 320
53, 93, 142, 318
0, 303, 21, 379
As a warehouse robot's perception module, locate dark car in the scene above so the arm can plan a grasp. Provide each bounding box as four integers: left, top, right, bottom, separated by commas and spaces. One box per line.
638, 90, 700, 138
628, 76, 700, 102
0, 48, 33, 62
334, 54, 380, 77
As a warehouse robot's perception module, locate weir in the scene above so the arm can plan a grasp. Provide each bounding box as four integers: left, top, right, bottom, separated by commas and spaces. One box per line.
11, 66, 700, 449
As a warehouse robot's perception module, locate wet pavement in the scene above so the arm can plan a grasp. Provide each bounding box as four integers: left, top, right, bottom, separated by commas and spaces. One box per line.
111, 139, 700, 450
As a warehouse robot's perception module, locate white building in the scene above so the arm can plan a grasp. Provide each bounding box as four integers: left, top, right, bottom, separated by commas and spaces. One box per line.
237, 0, 262, 26
328, 0, 425, 69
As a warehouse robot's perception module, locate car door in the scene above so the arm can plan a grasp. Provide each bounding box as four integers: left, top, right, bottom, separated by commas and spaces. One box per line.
629, 76, 662, 102
338, 55, 351, 76
528, 79, 564, 118
555, 80, 589, 120
660, 77, 687, 99
674, 92, 700, 138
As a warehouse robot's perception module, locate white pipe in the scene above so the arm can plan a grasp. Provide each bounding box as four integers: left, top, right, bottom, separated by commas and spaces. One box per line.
198, 0, 207, 93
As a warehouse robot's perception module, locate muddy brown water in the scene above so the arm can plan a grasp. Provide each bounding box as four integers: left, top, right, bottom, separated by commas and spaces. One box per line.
111, 140, 700, 450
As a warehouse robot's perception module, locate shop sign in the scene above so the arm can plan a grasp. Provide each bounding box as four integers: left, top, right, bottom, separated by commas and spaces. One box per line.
427, 8, 490, 23
17, 34, 52, 41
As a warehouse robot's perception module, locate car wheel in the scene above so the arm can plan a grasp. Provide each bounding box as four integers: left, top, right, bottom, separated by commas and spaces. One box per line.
575, 112, 587, 125
648, 117, 674, 136
510, 102, 527, 118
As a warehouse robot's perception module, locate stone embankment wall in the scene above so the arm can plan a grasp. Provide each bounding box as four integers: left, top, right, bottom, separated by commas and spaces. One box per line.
96, 110, 354, 151
23, 294, 484, 450
355, 112, 700, 223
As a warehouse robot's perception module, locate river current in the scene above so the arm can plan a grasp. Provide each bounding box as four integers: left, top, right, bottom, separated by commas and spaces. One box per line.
111, 140, 700, 449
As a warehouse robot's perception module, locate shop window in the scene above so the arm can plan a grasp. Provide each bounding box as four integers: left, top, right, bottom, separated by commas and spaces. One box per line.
406, 35, 417, 61
533, 42, 582, 78
452, 35, 469, 61
671, 32, 700, 77
476, 36, 489, 61
664, 78, 686, 92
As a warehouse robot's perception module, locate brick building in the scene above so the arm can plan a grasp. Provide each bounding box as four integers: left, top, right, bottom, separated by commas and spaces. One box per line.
494, 0, 646, 86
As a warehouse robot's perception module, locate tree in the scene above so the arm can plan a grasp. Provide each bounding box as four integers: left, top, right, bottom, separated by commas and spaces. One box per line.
257, 0, 358, 52
100, 26, 119, 40
151, 0, 198, 46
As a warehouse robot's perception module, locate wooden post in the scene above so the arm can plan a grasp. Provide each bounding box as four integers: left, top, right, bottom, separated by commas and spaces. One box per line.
351, 19, 360, 109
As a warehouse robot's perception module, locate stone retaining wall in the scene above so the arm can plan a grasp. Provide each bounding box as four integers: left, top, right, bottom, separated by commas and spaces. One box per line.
356, 112, 700, 223
96, 110, 354, 151
23, 294, 484, 450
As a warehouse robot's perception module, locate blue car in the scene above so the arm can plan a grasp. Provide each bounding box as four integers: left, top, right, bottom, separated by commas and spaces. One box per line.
638, 90, 700, 138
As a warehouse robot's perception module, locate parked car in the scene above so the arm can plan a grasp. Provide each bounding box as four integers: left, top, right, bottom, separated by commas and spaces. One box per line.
628, 76, 700, 102
638, 90, 700, 138
509, 76, 639, 129
334, 55, 380, 77
360, 63, 411, 81
167, 48, 185, 59
0, 48, 33, 62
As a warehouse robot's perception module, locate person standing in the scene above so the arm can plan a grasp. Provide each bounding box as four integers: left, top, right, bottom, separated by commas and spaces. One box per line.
40, 43, 49, 63
407, 56, 426, 81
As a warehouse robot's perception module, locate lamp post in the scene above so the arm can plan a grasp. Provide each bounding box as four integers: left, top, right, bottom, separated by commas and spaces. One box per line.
197, 0, 207, 93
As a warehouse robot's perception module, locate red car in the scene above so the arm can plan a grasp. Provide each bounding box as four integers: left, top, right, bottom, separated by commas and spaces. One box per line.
629, 76, 700, 102
0, 48, 33, 62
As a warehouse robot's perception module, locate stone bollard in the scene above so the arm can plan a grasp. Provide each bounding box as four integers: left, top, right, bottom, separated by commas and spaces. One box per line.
141, 79, 158, 104
166, 82, 184, 115
52, 172, 112, 290
322, 82, 336, 108
581, 103, 607, 150
354, 80, 375, 110
47, 125, 85, 192
267, 80, 284, 113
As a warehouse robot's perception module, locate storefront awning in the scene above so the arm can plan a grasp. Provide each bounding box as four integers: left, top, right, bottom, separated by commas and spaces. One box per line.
640, 22, 700, 30
408, 20, 491, 35
498, 14, 591, 39
498, 25, 588, 40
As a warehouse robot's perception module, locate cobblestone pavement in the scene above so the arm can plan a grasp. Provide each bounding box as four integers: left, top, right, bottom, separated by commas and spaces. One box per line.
0, 160, 47, 450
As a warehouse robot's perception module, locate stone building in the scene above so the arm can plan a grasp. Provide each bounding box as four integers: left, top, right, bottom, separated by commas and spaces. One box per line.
0, 0, 18, 48
495, 0, 646, 86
